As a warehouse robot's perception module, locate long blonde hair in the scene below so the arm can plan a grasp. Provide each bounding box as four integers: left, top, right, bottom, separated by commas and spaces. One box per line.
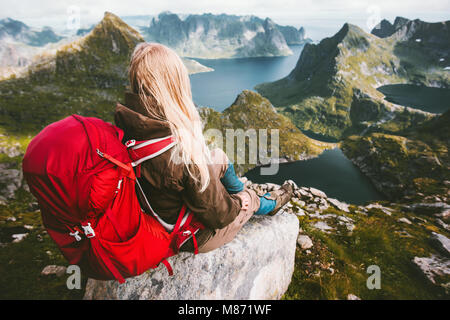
128, 42, 211, 191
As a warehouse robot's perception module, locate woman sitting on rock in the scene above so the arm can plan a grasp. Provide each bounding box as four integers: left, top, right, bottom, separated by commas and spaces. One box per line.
114, 42, 294, 253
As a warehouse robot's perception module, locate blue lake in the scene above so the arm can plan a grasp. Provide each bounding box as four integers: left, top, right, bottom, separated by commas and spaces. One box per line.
377, 84, 450, 114
189, 47, 385, 204
245, 149, 385, 205
190, 45, 304, 111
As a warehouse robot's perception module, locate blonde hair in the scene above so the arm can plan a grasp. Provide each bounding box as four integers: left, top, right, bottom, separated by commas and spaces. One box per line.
129, 42, 211, 191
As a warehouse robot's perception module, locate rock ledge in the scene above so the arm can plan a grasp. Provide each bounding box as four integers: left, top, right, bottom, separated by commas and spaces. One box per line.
84, 212, 299, 300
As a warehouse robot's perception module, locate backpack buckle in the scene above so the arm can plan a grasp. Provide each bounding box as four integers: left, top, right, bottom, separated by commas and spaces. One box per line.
69, 230, 82, 242
81, 222, 96, 238
96, 149, 104, 158
125, 140, 136, 148
182, 230, 192, 237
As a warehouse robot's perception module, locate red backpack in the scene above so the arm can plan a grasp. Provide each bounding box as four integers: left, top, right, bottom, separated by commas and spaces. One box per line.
22, 115, 204, 283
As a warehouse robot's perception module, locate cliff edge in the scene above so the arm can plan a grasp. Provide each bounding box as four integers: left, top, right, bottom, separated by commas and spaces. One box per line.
83, 212, 299, 300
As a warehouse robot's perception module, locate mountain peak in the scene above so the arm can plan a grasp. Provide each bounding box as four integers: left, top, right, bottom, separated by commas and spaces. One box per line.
0, 17, 30, 37
371, 19, 394, 38
343, 23, 366, 35
48, 11, 143, 80
298, 26, 305, 38
230, 90, 274, 111
393, 16, 410, 28
159, 11, 174, 17
94, 11, 142, 38
83, 11, 143, 53
263, 17, 277, 31
371, 16, 411, 38
1, 17, 17, 24
321, 23, 370, 51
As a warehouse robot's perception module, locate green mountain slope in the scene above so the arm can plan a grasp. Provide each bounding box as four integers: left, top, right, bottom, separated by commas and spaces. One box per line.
0, 12, 144, 135
0, 12, 211, 135
256, 22, 449, 139
0, 12, 213, 205
200, 90, 334, 174
342, 110, 450, 200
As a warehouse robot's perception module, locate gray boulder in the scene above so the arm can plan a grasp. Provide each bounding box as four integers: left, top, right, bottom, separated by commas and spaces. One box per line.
413, 255, 450, 292
84, 212, 299, 300
328, 198, 350, 213
0, 163, 23, 202
41, 265, 67, 277
309, 187, 327, 198
297, 235, 313, 250
432, 232, 450, 254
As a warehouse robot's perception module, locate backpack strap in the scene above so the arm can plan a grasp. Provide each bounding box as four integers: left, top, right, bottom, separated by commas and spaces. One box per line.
159, 205, 203, 276
126, 136, 176, 167
125, 135, 186, 233
125, 135, 205, 274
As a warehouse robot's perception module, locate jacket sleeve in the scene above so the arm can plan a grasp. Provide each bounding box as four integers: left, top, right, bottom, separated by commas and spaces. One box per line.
180, 164, 242, 230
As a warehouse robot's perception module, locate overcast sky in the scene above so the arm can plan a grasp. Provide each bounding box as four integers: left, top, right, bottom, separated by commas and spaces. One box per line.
1, 0, 449, 40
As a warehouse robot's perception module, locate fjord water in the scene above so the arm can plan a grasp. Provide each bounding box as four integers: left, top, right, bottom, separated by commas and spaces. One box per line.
245, 148, 385, 205
190, 46, 385, 204
378, 84, 450, 114
190, 45, 305, 111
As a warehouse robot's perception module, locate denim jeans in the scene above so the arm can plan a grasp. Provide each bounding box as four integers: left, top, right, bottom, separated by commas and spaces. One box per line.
220, 161, 244, 194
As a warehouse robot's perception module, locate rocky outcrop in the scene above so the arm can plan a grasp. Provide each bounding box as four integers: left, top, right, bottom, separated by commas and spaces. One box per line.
371, 17, 410, 38
276, 25, 311, 45
181, 58, 214, 74
84, 212, 299, 300
342, 110, 450, 200
247, 180, 450, 299
0, 163, 23, 204
199, 90, 335, 175
143, 12, 296, 59
413, 255, 450, 293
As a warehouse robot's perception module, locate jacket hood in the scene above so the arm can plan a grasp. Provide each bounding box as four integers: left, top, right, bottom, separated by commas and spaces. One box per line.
114, 92, 172, 141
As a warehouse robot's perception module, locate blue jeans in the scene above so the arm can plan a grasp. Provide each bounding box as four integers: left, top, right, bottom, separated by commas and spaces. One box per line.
220, 161, 244, 194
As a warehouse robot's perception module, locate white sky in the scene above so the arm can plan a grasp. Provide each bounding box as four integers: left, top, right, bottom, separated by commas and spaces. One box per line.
0, 0, 449, 40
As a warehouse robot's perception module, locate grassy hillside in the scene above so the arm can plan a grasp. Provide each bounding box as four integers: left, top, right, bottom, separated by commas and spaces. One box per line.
342, 110, 450, 200
200, 90, 334, 174
256, 22, 448, 139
